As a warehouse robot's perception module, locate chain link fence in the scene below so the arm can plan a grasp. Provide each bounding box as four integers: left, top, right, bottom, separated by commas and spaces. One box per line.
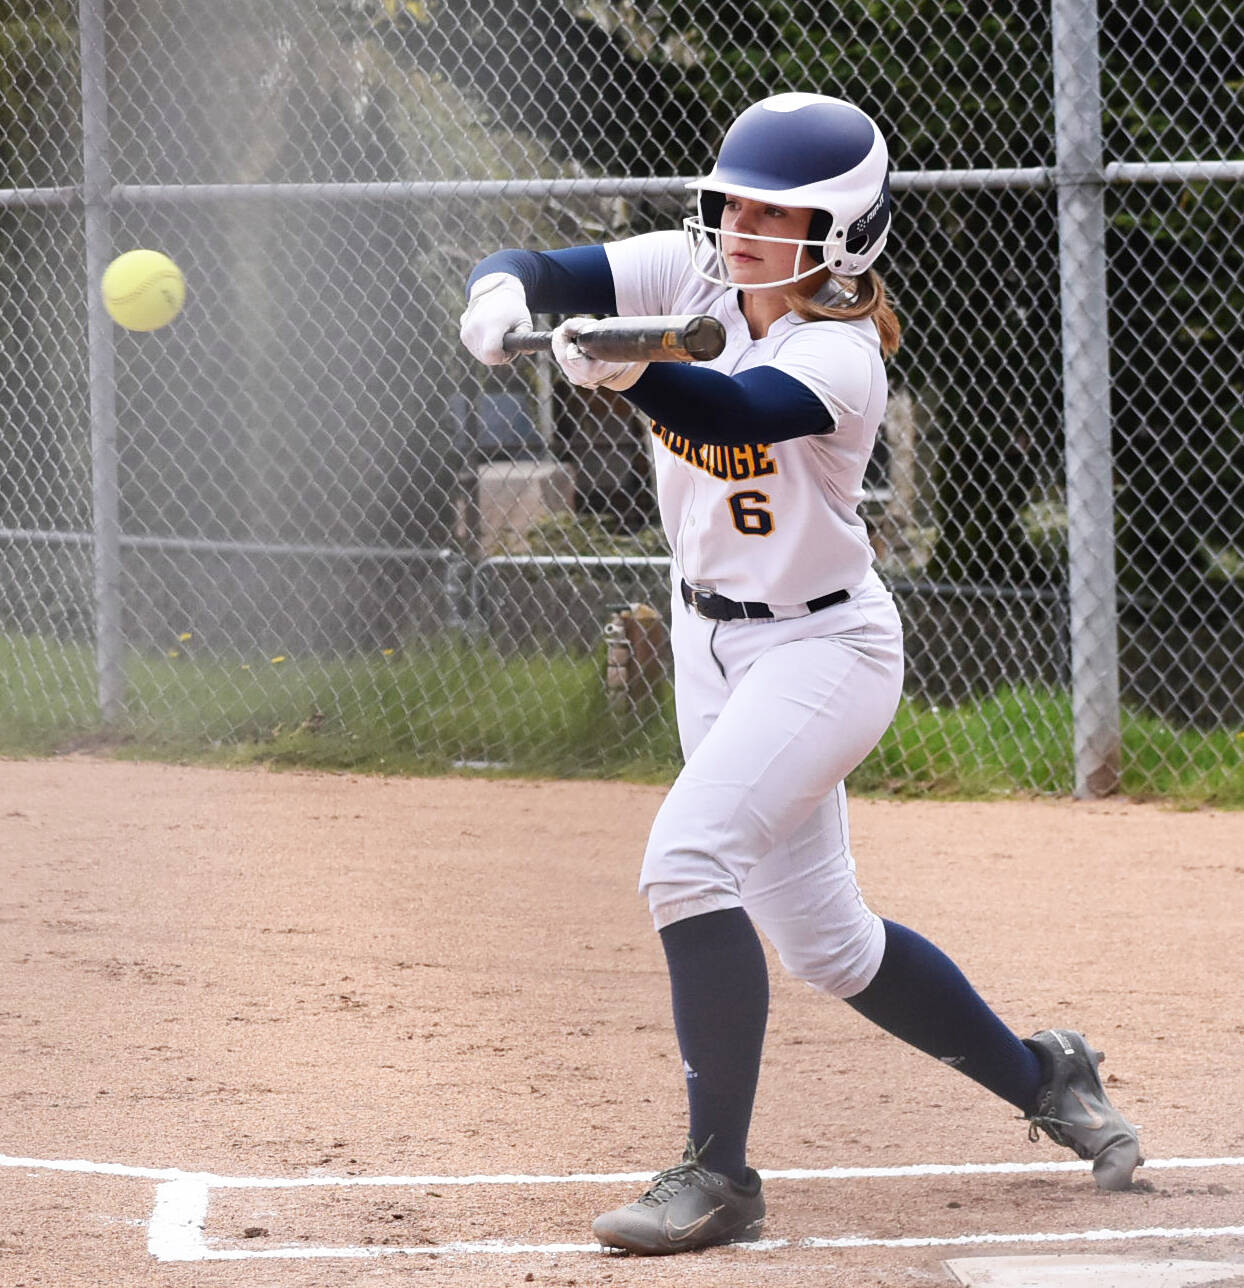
2, 0, 1241, 794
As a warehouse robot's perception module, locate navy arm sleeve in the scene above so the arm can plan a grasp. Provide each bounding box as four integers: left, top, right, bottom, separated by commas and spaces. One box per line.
624, 363, 832, 445
466, 245, 616, 315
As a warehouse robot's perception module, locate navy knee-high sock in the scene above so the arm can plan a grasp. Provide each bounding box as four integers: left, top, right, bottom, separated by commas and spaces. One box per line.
846, 919, 1043, 1113
659, 907, 769, 1184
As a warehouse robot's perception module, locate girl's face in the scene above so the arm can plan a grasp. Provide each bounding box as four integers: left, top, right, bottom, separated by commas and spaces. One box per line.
718, 196, 821, 291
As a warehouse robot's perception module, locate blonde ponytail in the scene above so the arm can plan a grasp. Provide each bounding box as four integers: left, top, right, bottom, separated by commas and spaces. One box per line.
787, 269, 901, 358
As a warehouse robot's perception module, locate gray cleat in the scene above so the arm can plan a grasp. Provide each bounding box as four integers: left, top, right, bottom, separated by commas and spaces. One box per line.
592, 1136, 765, 1255
1024, 1028, 1143, 1190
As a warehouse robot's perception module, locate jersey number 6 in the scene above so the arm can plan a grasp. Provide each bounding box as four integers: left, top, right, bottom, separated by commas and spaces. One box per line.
728, 490, 774, 536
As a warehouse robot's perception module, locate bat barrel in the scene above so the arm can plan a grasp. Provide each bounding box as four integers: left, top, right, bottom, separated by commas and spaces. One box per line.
502, 314, 725, 363
677, 315, 728, 361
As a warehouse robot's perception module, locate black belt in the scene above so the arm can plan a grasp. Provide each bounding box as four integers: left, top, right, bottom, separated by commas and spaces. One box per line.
680, 579, 849, 621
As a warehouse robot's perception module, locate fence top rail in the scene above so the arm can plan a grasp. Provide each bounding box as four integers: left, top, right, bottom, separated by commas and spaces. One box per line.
2, 160, 1239, 211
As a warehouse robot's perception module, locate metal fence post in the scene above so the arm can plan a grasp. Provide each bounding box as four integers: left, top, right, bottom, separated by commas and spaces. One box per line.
1052, 0, 1121, 797
78, 0, 124, 723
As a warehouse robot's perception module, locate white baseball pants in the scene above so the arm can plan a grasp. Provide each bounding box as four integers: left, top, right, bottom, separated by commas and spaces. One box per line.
639, 568, 905, 999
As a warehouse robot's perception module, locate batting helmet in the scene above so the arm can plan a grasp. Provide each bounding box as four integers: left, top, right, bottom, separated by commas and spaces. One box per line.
685, 93, 892, 287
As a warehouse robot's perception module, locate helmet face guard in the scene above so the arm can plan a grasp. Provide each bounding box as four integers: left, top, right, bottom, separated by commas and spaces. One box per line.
683, 213, 838, 291
685, 93, 892, 289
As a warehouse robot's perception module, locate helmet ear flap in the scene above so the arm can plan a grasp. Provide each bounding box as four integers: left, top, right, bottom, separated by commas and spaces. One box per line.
845, 173, 891, 260
807, 210, 833, 263
698, 191, 726, 246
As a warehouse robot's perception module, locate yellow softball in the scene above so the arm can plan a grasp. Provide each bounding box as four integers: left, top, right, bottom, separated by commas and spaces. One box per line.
100, 249, 186, 332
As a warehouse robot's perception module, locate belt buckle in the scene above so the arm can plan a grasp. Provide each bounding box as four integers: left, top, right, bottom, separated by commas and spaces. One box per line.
688, 587, 717, 620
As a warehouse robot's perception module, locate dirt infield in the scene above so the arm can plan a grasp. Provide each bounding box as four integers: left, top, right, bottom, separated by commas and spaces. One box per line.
1, 757, 1242, 1287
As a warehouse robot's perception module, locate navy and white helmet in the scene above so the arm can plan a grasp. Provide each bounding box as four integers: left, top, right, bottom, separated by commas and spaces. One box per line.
685, 92, 892, 287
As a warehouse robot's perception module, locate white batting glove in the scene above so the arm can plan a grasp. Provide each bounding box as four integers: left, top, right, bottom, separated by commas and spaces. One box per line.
459, 272, 531, 365
551, 317, 648, 392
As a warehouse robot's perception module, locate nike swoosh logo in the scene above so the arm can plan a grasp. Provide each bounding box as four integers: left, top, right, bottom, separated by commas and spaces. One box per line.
1071, 1088, 1107, 1130
664, 1204, 725, 1242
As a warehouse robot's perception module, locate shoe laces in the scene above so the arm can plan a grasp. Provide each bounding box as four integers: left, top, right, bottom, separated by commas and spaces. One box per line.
1027, 1114, 1073, 1147
636, 1135, 714, 1207
1027, 1094, 1094, 1157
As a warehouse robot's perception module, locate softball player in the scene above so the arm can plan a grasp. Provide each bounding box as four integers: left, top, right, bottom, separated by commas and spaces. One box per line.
461, 93, 1140, 1256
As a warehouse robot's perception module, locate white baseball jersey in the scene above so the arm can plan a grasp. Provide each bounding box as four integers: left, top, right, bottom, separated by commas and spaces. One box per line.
604, 230, 887, 606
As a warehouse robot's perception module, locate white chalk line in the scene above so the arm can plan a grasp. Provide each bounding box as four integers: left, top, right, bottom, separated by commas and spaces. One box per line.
5, 1151, 1243, 1263
4, 1150, 1243, 1188
151, 1228, 1244, 1262
147, 1178, 208, 1262
144, 1172, 1244, 1265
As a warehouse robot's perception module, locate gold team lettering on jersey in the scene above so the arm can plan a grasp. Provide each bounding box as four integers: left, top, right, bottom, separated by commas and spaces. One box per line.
651, 422, 778, 481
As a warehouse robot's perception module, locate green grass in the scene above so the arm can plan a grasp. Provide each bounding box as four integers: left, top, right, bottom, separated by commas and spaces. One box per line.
0, 632, 682, 780
2, 633, 1241, 804
852, 686, 1244, 805
851, 685, 1077, 798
